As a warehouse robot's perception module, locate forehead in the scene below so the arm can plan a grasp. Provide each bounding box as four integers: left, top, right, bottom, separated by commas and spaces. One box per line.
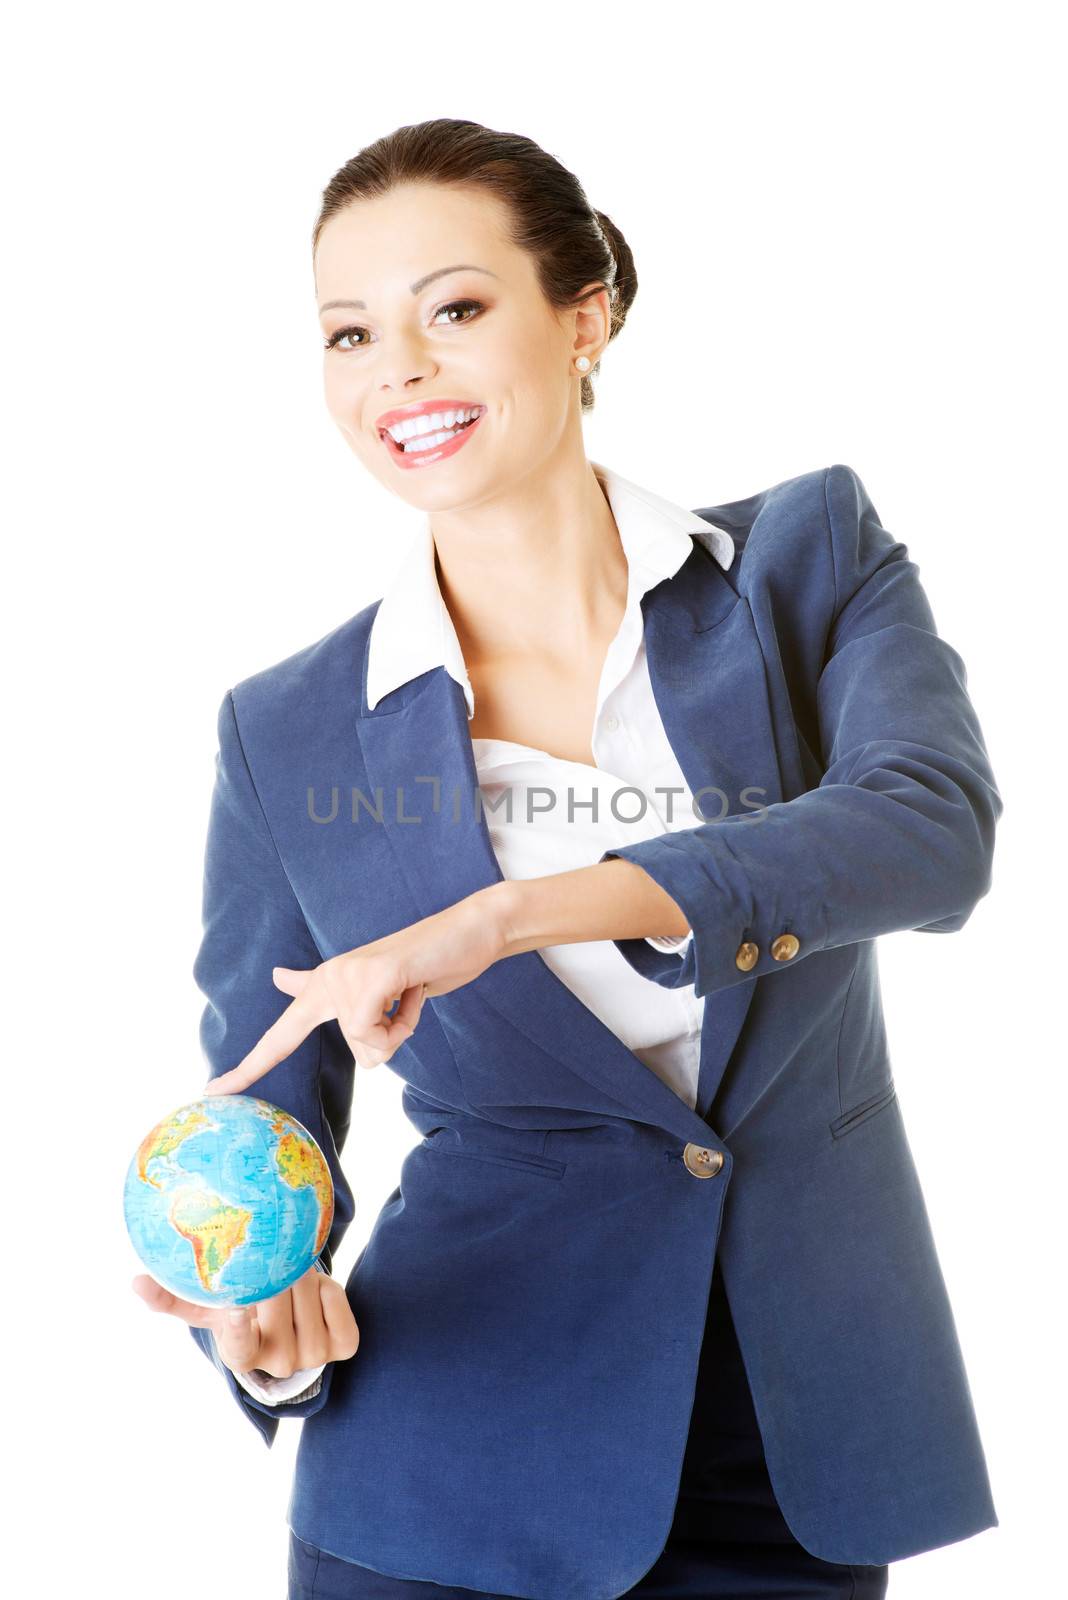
314, 183, 519, 299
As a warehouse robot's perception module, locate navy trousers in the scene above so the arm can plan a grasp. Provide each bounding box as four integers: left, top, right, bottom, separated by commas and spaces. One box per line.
287, 1257, 890, 1598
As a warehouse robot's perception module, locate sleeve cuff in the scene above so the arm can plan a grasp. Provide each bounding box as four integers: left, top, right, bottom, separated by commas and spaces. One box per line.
231, 1361, 327, 1406
644, 927, 694, 955
599, 837, 751, 994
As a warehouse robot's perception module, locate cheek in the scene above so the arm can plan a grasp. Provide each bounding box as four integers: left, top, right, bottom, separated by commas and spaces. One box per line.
509, 324, 554, 379
508, 360, 569, 432
510, 325, 570, 403
323, 366, 365, 438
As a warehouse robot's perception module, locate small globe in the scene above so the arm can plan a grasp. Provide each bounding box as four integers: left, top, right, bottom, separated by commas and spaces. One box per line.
124, 1094, 334, 1308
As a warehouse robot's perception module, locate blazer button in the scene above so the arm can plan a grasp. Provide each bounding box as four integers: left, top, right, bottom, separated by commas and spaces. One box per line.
683, 1143, 725, 1178
735, 941, 759, 971
771, 933, 800, 961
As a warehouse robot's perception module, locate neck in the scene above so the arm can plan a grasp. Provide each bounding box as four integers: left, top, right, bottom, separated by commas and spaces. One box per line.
428, 441, 629, 671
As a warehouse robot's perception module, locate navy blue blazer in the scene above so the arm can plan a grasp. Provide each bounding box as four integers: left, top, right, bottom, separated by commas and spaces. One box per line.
189, 462, 1002, 1598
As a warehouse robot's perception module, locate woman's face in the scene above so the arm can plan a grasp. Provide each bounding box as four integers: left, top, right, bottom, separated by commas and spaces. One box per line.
314, 182, 607, 511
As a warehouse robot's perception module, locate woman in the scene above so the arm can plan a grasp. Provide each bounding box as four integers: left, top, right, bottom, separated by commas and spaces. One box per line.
136, 119, 1002, 1598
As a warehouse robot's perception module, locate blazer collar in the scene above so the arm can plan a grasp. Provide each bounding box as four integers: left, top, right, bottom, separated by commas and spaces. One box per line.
365, 459, 736, 720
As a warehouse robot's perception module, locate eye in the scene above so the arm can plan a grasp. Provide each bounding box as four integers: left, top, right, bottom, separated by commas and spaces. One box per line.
323, 324, 367, 353
323, 298, 485, 352
431, 297, 485, 326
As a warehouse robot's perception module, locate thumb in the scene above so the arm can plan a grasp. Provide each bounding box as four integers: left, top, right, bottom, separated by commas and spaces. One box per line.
215, 1303, 260, 1369
273, 965, 315, 996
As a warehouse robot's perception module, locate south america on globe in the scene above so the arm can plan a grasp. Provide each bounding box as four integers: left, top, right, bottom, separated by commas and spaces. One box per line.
124, 1095, 334, 1307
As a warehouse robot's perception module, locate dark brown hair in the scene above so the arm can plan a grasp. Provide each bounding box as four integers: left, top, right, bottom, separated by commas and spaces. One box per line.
312, 118, 638, 413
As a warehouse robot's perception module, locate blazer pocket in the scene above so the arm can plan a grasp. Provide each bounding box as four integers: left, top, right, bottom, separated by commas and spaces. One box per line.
828, 1079, 897, 1140
420, 1132, 567, 1180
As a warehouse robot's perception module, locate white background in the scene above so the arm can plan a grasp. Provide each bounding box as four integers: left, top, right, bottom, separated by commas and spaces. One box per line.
6, 3, 1062, 1595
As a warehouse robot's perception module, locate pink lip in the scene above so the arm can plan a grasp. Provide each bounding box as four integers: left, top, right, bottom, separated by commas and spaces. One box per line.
375, 398, 483, 431
380, 406, 486, 471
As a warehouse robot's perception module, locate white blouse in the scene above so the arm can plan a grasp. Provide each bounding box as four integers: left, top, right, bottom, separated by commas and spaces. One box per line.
229, 458, 736, 1406
471, 700, 705, 1108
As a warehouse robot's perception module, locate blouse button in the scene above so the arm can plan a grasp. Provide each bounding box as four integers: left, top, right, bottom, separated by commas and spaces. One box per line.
604, 714, 619, 731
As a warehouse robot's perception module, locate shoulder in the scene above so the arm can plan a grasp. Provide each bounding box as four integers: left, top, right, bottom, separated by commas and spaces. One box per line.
224, 596, 382, 743
696, 463, 872, 565
697, 463, 894, 606
688, 464, 904, 668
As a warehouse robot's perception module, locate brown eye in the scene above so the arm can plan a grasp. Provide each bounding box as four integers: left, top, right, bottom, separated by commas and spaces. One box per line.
433, 299, 485, 325
324, 299, 484, 353
324, 326, 366, 352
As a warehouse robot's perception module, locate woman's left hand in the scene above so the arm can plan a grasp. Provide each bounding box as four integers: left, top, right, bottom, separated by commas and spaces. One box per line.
202, 885, 512, 1097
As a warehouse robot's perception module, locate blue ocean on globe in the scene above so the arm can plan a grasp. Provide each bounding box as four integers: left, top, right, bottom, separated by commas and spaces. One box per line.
124, 1094, 334, 1307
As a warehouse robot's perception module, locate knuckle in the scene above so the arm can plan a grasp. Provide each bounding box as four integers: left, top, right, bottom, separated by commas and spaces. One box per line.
318, 955, 349, 999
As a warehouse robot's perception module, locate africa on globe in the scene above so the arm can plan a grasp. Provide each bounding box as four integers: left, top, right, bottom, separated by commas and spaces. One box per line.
124, 1095, 334, 1307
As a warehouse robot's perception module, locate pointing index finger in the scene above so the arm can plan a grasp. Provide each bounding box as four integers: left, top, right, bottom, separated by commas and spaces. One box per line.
204, 981, 329, 1097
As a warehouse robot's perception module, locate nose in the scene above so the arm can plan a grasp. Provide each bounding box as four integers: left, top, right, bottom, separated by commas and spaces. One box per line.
379, 374, 429, 394
375, 336, 438, 395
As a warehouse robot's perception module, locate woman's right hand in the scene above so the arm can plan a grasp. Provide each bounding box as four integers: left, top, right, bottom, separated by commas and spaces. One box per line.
132, 1261, 360, 1379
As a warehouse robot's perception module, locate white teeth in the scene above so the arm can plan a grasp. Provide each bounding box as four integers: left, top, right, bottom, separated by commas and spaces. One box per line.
404, 429, 458, 454
385, 405, 482, 445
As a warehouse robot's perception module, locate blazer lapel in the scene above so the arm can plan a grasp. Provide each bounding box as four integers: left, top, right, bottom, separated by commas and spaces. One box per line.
355, 538, 784, 1142
640, 542, 785, 1118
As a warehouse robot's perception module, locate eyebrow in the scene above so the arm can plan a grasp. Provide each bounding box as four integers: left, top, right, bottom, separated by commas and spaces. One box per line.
318, 264, 501, 315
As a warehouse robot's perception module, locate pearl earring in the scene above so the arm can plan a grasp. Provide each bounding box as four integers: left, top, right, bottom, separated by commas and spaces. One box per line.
574, 355, 591, 372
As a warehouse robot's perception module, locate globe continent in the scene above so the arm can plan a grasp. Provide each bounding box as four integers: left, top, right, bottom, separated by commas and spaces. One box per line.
124, 1094, 334, 1307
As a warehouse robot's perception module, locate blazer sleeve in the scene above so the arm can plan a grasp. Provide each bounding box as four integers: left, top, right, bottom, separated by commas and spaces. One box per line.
187, 689, 357, 1449
598, 463, 1004, 1000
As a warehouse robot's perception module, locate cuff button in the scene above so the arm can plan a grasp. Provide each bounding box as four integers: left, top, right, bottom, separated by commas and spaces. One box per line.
735, 941, 759, 971
771, 933, 800, 960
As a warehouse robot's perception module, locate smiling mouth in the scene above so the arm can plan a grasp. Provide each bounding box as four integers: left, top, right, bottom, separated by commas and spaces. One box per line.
380, 406, 486, 455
